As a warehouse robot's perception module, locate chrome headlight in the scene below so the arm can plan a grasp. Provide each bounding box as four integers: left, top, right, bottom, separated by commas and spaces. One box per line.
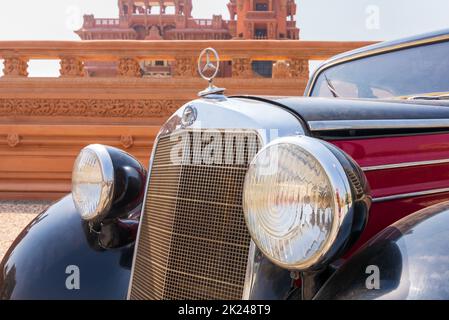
243, 136, 370, 271
72, 144, 114, 221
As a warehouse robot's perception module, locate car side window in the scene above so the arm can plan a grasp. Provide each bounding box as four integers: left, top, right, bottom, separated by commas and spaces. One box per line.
310, 40, 449, 99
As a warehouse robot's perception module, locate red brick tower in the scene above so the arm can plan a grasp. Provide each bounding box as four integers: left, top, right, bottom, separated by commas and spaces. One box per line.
227, 0, 299, 39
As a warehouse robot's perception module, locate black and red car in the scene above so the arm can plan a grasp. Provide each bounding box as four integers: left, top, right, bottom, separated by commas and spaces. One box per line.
2, 29, 449, 300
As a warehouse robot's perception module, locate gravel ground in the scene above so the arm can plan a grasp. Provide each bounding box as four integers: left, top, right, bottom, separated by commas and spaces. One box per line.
0, 201, 52, 262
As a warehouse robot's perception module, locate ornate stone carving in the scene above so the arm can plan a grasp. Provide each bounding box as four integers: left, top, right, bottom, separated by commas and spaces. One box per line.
59, 57, 85, 77
120, 135, 134, 149
232, 58, 252, 78
145, 26, 162, 40
0, 99, 185, 118
288, 58, 309, 79
268, 22, 276, 39
118, 57, 142, 77
272, 60, 291, 79
173, 57, 196, 77
246, 22, 253, 38
2, 57, 29, 77
6, 133, 20, 148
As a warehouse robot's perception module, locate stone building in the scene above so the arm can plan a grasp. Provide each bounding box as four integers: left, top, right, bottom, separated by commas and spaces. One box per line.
75, 0, 300, 77
76, 0, 299, 41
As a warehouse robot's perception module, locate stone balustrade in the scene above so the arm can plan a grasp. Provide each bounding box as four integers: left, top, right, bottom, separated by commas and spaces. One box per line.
0, 40, 374, 79
0, 40, 375, 199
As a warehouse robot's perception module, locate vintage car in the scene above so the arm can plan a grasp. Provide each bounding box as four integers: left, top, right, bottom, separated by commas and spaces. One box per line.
2, 29, 449, 300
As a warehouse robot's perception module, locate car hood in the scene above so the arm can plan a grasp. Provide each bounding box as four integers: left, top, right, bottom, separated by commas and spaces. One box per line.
236, 96, 449, 122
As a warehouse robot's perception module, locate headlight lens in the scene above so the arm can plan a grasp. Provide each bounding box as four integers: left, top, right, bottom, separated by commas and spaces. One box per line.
72, 145, 114, 221
243, 136, 353, 270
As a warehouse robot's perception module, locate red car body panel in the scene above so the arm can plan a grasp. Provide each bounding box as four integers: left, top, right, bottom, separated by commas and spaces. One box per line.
331, 133, 449, 254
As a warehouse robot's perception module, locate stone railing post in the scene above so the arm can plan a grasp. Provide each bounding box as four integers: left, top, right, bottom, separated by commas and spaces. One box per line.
232, 57, 252, 78
2, 56, 29, 77
272, 60, 290, 79
288, 58, 309, 80
59, 56, 85, 77
117, 57, 142, 77
273, 58, 309, 80
173, 56, 197, 77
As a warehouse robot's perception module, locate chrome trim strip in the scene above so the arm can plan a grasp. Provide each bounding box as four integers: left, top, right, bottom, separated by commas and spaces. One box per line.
306, 34, 449, 97
372, 187, 449, 203
242, 241, 258, 300
363, 158, 449, 172
126, 131, 163, 300
308, 119, 449, 132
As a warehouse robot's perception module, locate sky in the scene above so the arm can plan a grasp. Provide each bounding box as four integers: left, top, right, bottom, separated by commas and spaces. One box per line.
1, 0, 449, 76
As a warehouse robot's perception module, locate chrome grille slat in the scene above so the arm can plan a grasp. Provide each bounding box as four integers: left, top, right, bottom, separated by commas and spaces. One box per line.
129, 130, 260, 300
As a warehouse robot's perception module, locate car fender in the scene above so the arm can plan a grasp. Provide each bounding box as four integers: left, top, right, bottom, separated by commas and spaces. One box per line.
314, 201, 449, 300
0, 195, 134, 300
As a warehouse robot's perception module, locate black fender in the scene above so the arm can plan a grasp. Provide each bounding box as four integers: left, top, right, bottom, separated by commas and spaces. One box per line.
314, 201, 449, 300
0, 195, 135, 300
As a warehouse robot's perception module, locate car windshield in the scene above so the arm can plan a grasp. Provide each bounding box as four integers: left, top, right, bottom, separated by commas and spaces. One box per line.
310, 39, 449, 99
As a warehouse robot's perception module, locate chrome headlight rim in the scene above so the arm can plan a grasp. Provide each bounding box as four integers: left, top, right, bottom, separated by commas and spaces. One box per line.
72, 144, 115, 221
243, 135, 355, 271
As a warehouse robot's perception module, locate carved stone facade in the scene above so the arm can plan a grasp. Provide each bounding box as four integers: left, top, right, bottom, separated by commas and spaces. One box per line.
2, 57, 29, 77
118, 58, 142, 77
272, 59, 310, 79
174, 57, 197, 77
59, 57, 85, 77
0, 99, 185, 118
6, 133, 20, 148
120, 135, 134, 149
272, 60, 291, 79
232, 57, 252, 78
289, 58, 309, 78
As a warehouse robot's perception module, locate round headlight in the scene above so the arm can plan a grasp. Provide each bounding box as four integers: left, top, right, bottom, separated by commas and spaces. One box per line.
72, 144, 114, 221
243, 136, 369, 271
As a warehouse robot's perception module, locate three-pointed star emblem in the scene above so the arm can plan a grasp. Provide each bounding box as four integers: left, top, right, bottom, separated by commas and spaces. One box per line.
202, 51, 218, 74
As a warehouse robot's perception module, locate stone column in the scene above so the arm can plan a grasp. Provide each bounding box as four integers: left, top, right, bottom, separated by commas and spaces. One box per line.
59, 57, 85, 78
118, 57, 142, 77
272, 60, 290, 79
2, 57, 29, 77
288, 58, 309, 81
232, 57, 252, 78
185, 0, 193, 17
173, 56, 196, 77
245, 21, 254, 39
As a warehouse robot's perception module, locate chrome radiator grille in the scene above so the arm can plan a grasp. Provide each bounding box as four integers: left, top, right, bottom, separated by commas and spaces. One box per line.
129, 130, 261, 300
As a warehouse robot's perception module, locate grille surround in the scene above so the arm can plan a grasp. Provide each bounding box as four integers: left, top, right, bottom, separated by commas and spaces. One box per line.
129, 129, 261, 300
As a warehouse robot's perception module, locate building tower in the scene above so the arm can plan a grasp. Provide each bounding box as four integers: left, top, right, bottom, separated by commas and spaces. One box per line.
76, 0, 231, 41
227, 0, 299, 39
